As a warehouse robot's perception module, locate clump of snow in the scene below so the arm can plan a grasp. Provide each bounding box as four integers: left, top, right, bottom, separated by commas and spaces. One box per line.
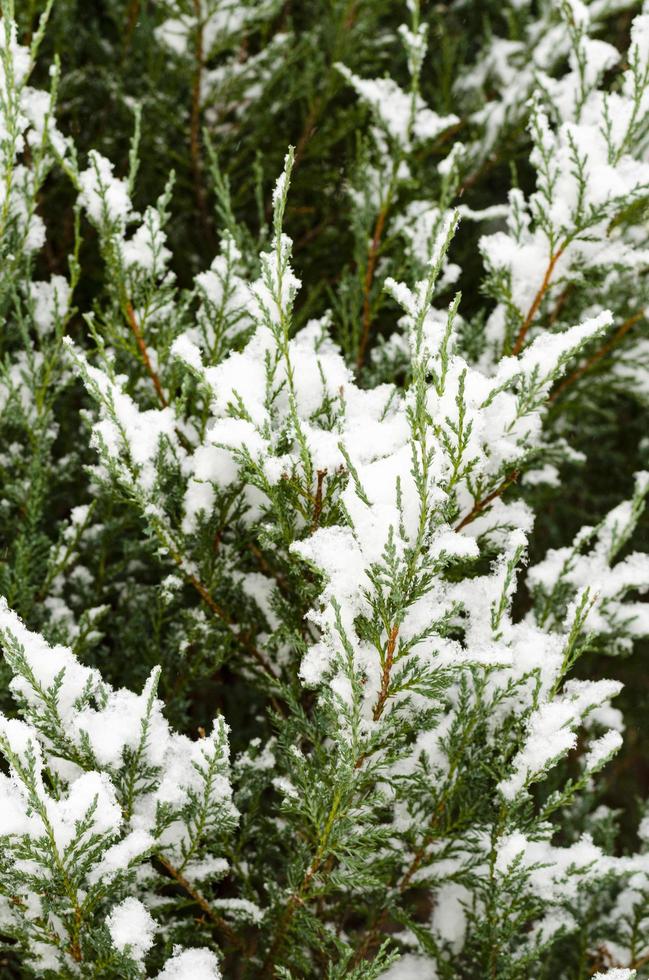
155, 946, 222, 979
106, 897, 156, 962
378, 954, 438, 980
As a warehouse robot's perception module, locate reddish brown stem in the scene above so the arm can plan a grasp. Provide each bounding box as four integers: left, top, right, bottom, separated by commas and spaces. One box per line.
310, 469, 327, 533
510, 246, 566, 356
124, 0, 141, 51
455, 470, 520, 532
184, 567, 279, 683
157, 856, 245, 950
125, 302, 168, 407
372, 625, 399, 721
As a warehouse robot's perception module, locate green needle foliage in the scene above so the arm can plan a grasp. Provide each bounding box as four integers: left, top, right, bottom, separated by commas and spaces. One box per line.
0, 0, 649, 978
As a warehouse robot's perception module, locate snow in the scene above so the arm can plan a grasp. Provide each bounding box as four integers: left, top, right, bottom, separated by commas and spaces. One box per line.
74, 677, 168, 768
247, 234, 301, 327
78, 151, 132, 225
28, 276, 70, 334
584, 730, 623, 772
430, 882, 469, 950
90, 829, 155, 883
106, 897, 156, 962
67, 348, 178, 492
336, 64, 458, 147
593, 971, 636, 980
171, 334, 203, 372
183, 856, 229, 884
499, 679, 623, 799
0, 597, 100, 721
0, 773, 38, 837
497, 832, 608, 902
122, 208, 171, 272
527, 472, 649, 639
496, 312, 612, 386
48, 771, 121, 849
155, 946, 222, 979
378, 955, 438, 980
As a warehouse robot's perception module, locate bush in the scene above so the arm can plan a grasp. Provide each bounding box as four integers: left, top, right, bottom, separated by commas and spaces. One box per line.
1, 0, 649, 977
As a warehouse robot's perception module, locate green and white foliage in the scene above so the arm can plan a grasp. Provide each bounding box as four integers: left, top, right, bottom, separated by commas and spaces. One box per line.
477, 2, 649, 367
2, 0, 649, 978
154, 0, 284, 133
0, 600, 232, 977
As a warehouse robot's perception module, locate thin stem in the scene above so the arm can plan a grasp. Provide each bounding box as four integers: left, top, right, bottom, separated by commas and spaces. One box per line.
455, 470, 519, 532
372, 624, 399, 721
510, 245, 566, 356
157, 855, 245, 951
123, 0, 141, 53
183, 562, 280, 683
310, 469, 327, 533
125, 302, 168, 407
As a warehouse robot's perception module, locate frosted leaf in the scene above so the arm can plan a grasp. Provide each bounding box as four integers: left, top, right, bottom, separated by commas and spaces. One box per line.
584, 730, 623, 772
499, 679, 623, 799
122, 208, 171, 272
29, 276, 70, 334
336, 64, 458, 147
78, 151, 132, 225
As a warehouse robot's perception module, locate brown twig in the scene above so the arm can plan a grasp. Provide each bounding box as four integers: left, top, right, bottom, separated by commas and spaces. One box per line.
547, 283, 573, 327
310, 469, 327, 533
550, 310, 644, 403
372, 625, 399, 721
455, 470, 520, 532
184, 566, 280, 683
157, 856, 245, 951
248, 542, 290, 597
124, 0, 141, 53
510, 245, 566, 356
125, 302, 168, 408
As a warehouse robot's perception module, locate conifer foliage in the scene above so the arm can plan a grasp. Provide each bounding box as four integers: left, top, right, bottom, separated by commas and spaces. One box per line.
1, 0, 649, 977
